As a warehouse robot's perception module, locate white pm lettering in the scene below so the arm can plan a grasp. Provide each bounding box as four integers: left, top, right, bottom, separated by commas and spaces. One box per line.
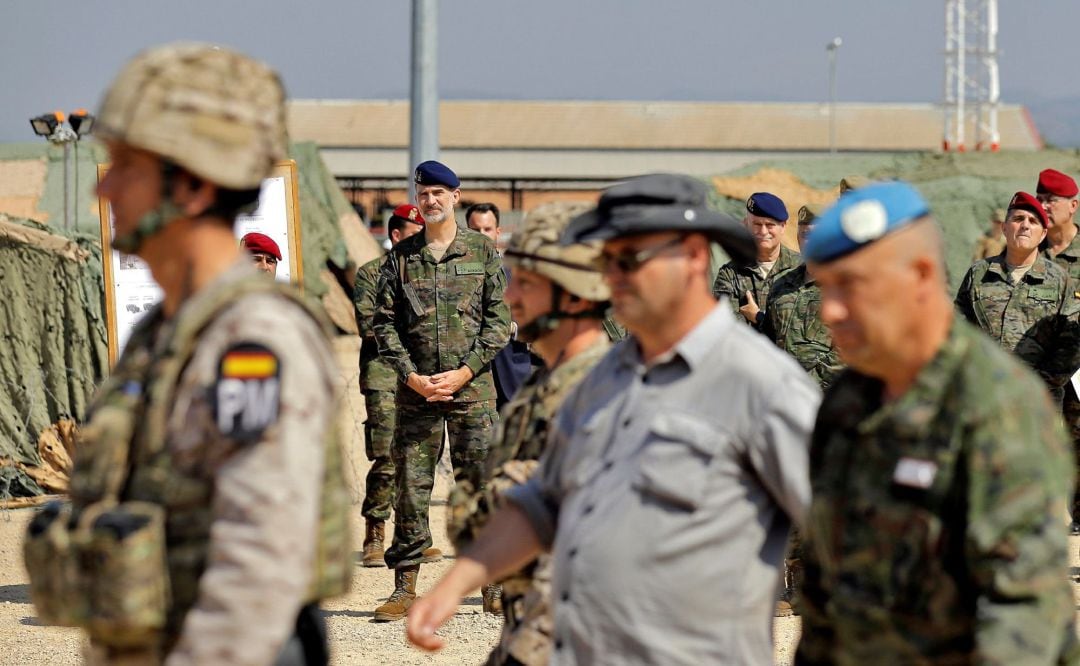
217, 377, 280, 434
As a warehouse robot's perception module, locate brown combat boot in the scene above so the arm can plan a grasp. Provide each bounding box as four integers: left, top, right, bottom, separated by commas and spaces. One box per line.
482, 583, 503, 614
361, 520, 385, 568
373, 565, 420, 622
419, 546, 443, 563
775, 558, 802, 617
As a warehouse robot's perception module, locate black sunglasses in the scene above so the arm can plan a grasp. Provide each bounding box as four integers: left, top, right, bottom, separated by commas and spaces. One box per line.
598, 236, 685, 273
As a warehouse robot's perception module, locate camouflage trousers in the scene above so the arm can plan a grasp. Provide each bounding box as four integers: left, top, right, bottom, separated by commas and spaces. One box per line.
385, 399, 496, 569
1066, 386, 1080, 519
362, 389, 397, 523
486, 556, 554, 666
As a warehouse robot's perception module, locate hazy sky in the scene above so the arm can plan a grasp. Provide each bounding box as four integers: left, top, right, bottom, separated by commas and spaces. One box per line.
2, 0, 1076, 143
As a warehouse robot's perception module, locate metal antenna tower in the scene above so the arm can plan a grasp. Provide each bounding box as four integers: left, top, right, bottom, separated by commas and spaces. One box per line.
943, 0, 1000, 152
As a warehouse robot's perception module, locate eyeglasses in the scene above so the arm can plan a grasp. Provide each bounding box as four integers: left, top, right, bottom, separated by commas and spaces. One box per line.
1035, 194, 1066, 205
598, 236, 684, 274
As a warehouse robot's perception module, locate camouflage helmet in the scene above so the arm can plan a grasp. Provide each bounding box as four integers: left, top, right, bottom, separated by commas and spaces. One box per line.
504, 202, 609, 302
95, 43, 287, 190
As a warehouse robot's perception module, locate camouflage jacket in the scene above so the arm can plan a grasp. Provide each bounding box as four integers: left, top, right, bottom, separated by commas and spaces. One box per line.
971, 234, 1005, 262
448, 335, 611, 550
352, 256, 396, 392
373, 229, 511, 404
762, 264, 843, 390
712, 244, 801, 328
797, 319, 1076, 665
954, 254, 1074, 398
1047, 229, 1080, 282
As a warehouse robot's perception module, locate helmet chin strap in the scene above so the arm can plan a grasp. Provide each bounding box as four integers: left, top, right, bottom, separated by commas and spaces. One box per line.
111, 162, 184, 255
516, 284, 608, 343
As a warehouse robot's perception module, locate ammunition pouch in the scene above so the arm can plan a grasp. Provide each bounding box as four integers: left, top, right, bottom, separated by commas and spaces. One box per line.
25, 499, 170, 648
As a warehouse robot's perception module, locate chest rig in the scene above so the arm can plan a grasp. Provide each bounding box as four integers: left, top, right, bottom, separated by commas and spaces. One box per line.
25, 274, 351, 651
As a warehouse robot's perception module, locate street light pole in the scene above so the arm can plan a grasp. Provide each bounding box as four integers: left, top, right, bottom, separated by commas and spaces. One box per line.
826, 37, 842, 155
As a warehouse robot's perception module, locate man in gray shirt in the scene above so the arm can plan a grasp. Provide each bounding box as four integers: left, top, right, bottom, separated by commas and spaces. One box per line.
407, 174, 822, 665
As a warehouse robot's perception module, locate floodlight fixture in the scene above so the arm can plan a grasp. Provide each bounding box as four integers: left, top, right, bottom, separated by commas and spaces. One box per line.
69, 109, 94, 137
30, 111, 64, 137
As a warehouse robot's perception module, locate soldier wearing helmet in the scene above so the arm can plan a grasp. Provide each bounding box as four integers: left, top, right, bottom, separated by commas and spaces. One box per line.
446, 201, 612, 666
37, 44, 350, 665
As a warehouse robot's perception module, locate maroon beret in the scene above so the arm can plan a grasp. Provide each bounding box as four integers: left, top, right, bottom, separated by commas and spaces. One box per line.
1036, 169, 1078, 198
391, 204, 425, 225
1007, 192, 1050, 229
240, 232, 282, 261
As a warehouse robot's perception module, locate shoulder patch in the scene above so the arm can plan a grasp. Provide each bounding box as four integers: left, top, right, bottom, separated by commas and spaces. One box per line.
213, 343, 281, 443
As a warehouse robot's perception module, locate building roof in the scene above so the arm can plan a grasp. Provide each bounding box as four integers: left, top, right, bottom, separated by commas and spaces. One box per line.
288, 99, 1043, 152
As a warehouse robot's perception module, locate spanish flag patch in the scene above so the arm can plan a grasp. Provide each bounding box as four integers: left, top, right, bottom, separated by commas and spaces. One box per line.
213, 343, 281, 442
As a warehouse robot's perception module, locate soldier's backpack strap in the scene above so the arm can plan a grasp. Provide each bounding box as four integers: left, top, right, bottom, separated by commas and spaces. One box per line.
136, 274, 351, 602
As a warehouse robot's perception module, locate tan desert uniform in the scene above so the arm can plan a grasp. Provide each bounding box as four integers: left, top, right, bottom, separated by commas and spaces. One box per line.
70, 263, 343, 665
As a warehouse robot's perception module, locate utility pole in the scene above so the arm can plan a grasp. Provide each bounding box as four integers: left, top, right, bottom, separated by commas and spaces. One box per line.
943, 0, 999, 152
826, 37, 842, 155
410, 0, 439, 194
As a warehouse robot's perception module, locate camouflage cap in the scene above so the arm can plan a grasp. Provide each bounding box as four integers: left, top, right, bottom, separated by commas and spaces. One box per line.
992, 208, 1007, 223
798, 203, 826, 225
95, 43, 287, 190
839, 176, 870, 194
504, 202, 610, 302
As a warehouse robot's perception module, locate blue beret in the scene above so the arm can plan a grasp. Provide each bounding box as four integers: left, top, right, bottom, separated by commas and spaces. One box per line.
803, 181, 931, 263
746, 192, 788, 222
414, 160, 460, 188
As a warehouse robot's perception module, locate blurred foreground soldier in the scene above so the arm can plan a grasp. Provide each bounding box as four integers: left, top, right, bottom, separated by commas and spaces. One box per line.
955, 192, 1074, 401
240, 231, 282, 277
372, 161, 511, 621
408, 174, 821, 664
970, 208, 1007, 261
352, 204, 424, 568
764, 203, 843, 390
23, 43, 351, 665
1036, 168, 1080, 530
466, 202, 536, 411
796, 182, 1076, 664
448, 201, 611, 665
712, 191, 801, 330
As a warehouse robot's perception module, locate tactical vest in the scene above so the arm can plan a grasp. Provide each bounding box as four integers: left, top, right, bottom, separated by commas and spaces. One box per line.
25, 273, 351, 651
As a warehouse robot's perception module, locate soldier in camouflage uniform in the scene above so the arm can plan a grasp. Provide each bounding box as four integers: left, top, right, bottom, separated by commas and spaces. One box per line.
352, 204, 424, 567
447, 201, 612, 666
797, 182, 1076, 664
971, 208, 1007, 261
762, 203, 843, 618
955, 192, 1075, 402
372, 161, 511, 621
763, 203, 843, 390
43, 44, 350, 664
1035, 169, 1080, 528
712, 192, 801, 331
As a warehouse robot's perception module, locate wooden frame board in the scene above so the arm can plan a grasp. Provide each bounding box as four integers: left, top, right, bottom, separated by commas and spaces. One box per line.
98, 159, 304, 366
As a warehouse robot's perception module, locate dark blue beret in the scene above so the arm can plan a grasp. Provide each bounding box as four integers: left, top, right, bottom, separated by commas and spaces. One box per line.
414, 160, 460, 188
746, 192, 788, 222
803, 181, 930, 263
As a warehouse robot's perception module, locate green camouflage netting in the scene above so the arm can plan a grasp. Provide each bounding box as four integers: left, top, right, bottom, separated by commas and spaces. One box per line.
707, 149, 1080, 292
0, 215, 109, 498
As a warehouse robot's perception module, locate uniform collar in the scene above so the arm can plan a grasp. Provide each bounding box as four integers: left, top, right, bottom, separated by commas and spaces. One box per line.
856, 319, 969, 441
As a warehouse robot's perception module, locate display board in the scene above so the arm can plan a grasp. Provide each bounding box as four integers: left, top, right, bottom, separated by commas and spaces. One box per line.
98, 160, 304, 365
